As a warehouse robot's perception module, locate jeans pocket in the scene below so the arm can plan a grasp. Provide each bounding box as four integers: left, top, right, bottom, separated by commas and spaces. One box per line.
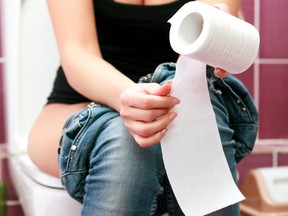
58, 107, 93, 202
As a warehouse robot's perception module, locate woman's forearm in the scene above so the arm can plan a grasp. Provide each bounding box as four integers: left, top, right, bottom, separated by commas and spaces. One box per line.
61, 45, 136, 112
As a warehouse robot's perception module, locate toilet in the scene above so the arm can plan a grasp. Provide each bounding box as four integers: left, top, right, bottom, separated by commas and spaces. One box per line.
2, 0, 82, 215
240, 166, 288, 216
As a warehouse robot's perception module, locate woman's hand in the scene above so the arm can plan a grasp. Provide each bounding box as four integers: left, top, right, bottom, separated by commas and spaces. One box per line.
214, 67, 230, 78
120, 82, 180, 148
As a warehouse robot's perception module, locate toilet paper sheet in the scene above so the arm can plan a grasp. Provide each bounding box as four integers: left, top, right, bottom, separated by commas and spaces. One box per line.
161, 2, 259, 216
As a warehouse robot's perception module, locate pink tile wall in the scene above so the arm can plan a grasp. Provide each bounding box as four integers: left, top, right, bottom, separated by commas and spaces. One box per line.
241, 0, 254, 24
256, 0, 288, 139
1, 1, 25, 215
0, 64, 5, 144
235, 65, 254, 98
0, 0, 2, 58
259, 0, 288, 58
0, 0, 5, 144
239, 0, 288, 141
237, 0, 288, 192
259, 64, 288, 139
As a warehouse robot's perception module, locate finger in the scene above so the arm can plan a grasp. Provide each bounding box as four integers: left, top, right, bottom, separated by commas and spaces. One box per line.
120, 91, 179, 109
125, 112, 177, 138
149, 82, 173, 96
214, 68, 230, 78
120, 106, 169, 122
130, 128, 168, 148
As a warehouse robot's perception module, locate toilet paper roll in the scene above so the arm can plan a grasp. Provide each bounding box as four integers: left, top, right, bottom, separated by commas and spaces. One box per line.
161, 2, 260, 216
168, 1, 260, 73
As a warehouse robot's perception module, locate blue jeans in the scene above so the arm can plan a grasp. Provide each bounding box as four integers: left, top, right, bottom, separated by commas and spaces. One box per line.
58, 63, 258, 216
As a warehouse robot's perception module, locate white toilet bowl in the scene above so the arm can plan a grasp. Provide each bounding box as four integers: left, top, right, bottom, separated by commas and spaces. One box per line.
2, 0, 82, 215
9, 155, 82, 216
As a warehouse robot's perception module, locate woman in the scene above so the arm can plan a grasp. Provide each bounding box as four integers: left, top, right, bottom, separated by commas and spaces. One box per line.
28, 0, 257, 215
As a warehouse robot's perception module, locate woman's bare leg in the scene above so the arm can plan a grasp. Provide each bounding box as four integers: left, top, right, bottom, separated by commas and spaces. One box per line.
28, 102, 89, 177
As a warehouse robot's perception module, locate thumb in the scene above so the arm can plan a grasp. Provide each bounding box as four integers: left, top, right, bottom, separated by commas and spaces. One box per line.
152, 82, 173, 96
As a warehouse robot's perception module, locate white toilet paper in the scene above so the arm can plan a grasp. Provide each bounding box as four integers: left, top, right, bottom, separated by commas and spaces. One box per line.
168, 1, 260, 74
161, 1, 259, 216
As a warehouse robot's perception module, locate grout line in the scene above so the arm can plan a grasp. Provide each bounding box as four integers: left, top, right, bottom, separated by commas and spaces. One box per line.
253, 0, 288, 146
256, 139, 288, 145
254, 0, 260, 31
253, 0, 260, 111
256, 58, 288, 64
0, 57, 5, 64
253, 62, 260, 109
253, 0, 260, 140
6, 200, 21, 206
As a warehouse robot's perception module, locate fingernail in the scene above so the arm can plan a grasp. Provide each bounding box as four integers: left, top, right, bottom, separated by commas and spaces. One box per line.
161, 128, 168, 135
169, 112, 177, 120
214, 68, 225, 77
173, 98, 180, 105
214, 68, 221, 73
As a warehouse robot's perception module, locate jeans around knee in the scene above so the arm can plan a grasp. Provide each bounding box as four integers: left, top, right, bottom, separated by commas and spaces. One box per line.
58, 103, 166, 215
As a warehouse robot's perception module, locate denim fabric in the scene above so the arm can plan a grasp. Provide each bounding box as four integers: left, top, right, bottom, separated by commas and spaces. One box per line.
58, 62, 258, 216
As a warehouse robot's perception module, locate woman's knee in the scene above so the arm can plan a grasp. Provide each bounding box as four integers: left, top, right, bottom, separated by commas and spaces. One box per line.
82, 116, 165, 215
89, 116, 165, 182
59, 104, 165, 207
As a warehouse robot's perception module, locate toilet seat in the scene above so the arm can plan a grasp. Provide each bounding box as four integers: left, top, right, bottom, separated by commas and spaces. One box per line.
9, 155, 82, 216
17, 155, 64, 189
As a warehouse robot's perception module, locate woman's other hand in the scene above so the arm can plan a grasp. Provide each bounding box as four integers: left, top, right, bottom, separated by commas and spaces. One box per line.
120, 82, 180, 148
214, 67, 230, 78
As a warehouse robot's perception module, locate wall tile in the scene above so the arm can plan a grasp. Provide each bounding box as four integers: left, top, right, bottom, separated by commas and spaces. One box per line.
0, 64, 5, 143
279, 153, 288, 166
0, 0, 4, 144
258, 64, 288, 139
259, 0, 288, 58
0, 0, 3, 57
241, 0, 255, 25
235, 65, 254, 98
3, 160, 25, 216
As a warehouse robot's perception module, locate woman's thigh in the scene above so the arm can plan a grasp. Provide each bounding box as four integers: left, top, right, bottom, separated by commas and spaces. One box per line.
28, 102, 89, 177
58, 103, 166, 215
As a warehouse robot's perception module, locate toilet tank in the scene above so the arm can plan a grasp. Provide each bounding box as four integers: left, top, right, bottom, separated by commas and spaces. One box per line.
3, 0, 59, 153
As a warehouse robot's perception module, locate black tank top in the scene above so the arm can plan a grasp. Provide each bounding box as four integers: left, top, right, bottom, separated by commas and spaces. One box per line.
47, 0, 192, 104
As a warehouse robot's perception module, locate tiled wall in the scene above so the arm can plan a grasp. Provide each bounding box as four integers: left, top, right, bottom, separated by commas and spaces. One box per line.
0, 0, 287, 215
239, 0, 288, 141
0, 0, 5, 144
236, 0, 288, 185
1, 1, 25, 215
